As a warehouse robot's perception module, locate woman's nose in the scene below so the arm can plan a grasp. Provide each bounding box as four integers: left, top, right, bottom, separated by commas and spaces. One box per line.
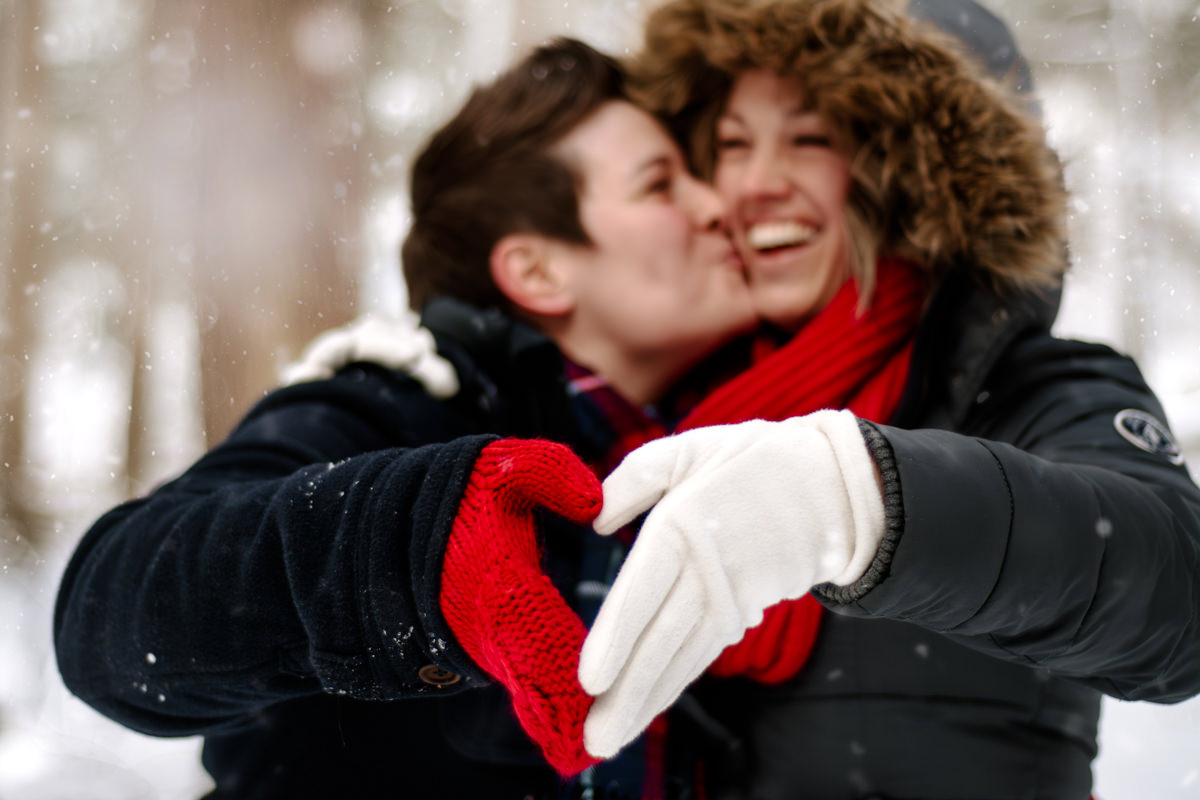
682, 173, 728, 232
740, 145, 791, 199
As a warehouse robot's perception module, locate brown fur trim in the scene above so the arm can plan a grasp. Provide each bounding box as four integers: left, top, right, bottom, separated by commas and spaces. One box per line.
629, 0, 1069, 295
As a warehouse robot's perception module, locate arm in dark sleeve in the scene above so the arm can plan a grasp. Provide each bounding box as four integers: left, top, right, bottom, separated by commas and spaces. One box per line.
54, 367, 496, 736
815, 340, 1200, 702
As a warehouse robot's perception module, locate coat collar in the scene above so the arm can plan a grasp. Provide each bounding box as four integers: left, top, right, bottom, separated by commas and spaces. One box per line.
420, 297, 557, 370
420, 297, 576, 441
893, 270, 1060, 430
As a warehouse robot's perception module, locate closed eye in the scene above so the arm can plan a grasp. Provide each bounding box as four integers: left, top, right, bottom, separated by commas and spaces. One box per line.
792, 135, 831, 148
646, 177, 672, 196
716, 137, 750, 151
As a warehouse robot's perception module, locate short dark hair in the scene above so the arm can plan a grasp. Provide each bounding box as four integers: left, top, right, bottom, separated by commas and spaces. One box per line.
402, 38, 628, 310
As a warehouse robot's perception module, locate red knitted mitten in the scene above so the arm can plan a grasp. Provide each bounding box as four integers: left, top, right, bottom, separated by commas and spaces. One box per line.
440, 438, 602, 776
707, 595, 823, 684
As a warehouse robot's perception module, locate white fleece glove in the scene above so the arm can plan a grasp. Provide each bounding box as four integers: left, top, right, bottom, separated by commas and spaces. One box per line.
280, 314, 459, 398
578, 409, 885, 758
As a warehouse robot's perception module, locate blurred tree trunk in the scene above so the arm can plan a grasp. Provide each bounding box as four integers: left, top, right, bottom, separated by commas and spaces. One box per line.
190, 0, 359, 445
0, 0, 42, 553
124, 0, 205, 493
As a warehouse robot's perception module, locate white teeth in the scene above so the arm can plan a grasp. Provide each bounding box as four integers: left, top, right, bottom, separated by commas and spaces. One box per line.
746, 220, 817, 251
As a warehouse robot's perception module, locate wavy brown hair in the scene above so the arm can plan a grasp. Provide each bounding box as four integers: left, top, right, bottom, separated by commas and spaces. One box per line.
628, 0, 1068, 301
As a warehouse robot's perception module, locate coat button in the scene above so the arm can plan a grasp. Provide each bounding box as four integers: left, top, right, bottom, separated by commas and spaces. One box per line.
418, 664, 462, 687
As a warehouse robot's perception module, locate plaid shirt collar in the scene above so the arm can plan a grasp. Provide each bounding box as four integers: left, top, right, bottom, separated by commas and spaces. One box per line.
561, 335, 756, 478
563, 358, 667, 479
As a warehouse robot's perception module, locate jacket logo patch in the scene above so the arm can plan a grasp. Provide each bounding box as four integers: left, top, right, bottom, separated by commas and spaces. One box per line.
1113, 409, 1184, 466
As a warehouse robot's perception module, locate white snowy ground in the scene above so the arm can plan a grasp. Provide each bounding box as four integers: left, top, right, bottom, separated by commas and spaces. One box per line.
2, 541, 1198, 799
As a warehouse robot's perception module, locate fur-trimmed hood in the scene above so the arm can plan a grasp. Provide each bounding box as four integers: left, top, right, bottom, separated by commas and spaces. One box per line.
628, 0, 1069, 296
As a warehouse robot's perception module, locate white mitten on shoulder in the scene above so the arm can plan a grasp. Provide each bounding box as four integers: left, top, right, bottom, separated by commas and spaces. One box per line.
280, 314, 459, 398
578, 409, 884, 758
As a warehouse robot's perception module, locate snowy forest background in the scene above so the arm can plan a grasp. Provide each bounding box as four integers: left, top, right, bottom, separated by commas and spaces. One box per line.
0, 0, 1198, 797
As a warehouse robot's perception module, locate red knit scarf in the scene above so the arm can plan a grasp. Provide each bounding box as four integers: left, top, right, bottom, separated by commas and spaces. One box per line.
660, 257, 926, 682
567, 258, 925, 795
680, 257, 925, 430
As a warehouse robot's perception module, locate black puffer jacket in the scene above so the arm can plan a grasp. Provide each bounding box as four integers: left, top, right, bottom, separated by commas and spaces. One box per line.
53, 300, 635, 800
690, 271, 1200, 800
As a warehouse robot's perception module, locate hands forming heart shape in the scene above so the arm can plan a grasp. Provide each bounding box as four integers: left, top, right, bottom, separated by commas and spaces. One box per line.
442, 413, 874, 772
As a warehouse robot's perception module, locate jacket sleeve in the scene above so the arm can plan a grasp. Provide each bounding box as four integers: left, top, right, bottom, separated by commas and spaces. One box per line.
53, 366, 498, 737
815, 337, 1200, 703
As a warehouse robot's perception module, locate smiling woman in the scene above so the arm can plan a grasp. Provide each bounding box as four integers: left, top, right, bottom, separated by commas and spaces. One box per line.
572, 2, 1200, 798
712, 68, 854, 330
2, 0, 1200, 798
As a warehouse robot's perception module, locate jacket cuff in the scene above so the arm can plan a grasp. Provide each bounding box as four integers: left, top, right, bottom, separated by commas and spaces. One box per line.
813, 419, 904, 606
404, 434, 501, 688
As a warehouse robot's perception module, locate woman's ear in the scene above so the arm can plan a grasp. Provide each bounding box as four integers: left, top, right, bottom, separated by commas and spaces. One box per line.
489, 233, 575, 317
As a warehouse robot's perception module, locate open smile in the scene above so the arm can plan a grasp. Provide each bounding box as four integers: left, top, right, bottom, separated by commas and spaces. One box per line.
746, 220, 818, 253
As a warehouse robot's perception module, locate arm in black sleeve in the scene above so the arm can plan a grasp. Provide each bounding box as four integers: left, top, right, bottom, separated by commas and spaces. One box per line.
54, 367, 496, 736
815, 339, 1200, 702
